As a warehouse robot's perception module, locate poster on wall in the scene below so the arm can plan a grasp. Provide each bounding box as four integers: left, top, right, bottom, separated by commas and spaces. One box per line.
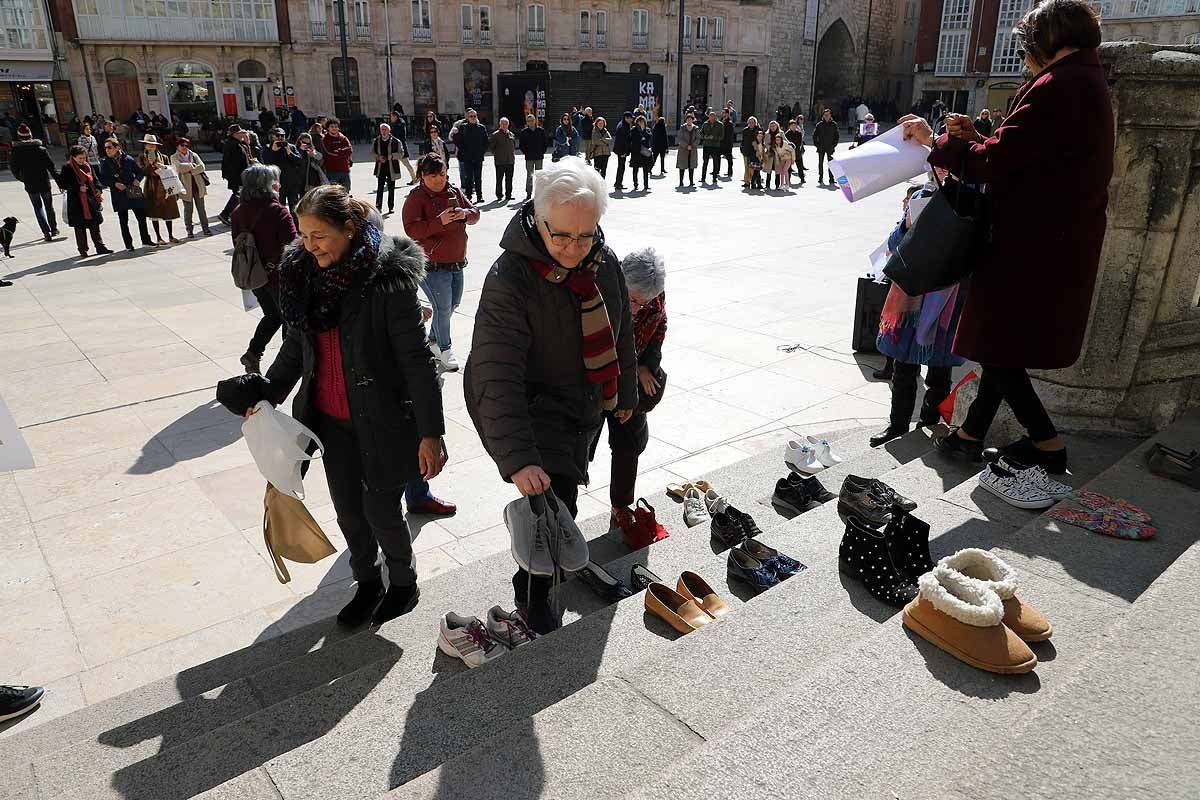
413, 59, 438, 115
804, 0, 819, 41
638, 81, 658, 117
463, 60, 493, 123
222, 87, 238, 117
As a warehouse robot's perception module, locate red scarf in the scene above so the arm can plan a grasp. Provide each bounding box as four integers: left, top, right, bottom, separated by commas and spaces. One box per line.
69, 160, 102, 221
634, 292, 667, 357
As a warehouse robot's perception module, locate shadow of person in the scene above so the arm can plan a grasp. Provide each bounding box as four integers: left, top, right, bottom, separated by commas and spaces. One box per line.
2, 252, 103, 280
127, 401, 240, 475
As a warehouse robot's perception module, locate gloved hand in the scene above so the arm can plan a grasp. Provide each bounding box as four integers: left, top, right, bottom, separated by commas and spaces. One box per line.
216, 373, 272, 417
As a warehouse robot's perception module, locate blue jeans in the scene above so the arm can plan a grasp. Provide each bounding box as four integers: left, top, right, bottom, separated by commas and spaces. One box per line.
328, 171, 351, 192
405, 480, 433, 507
420, 269, 464, 350
29, 191, 57, 235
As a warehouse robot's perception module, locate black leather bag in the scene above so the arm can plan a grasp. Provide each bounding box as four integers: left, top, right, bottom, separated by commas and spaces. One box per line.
883, 169, 989, 296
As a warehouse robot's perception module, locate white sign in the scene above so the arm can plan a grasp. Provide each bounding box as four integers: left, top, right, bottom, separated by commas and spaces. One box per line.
0, 395, 34, 471
804, 0, 819, 41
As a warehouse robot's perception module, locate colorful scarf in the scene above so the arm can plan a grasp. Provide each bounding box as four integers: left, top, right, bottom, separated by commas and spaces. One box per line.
279, 223, 382, 333
878, 281, 960, 363
69, 160, 102, 222
520, 204, 621, 410
634, 292, 667, 358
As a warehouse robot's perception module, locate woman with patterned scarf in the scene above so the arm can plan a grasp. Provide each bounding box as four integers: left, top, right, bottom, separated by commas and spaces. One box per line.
215, 185, 447, 629
465, 157, 638, 635
57, 145, 113, 258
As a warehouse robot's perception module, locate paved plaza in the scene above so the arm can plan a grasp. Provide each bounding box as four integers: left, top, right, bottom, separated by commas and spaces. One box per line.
0, 142, 912, 730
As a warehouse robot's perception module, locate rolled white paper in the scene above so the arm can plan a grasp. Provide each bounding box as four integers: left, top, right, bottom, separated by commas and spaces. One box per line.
829, 124, 931, 203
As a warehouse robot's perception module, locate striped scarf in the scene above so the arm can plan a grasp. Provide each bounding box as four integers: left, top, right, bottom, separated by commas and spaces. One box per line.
522, 209, 620, 410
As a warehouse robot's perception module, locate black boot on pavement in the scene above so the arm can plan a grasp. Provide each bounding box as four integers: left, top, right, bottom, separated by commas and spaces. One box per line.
0, 685, 45, 722
371, 584, 420, 625
337, 579, 385, 627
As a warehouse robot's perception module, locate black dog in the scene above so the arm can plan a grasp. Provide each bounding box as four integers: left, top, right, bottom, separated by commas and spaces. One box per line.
0, 217, 17, 258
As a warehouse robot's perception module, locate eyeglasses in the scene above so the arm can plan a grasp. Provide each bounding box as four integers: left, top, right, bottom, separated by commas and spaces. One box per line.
542, 220, 595, 248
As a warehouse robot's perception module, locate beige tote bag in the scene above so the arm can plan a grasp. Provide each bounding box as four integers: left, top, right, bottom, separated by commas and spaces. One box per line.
263, 483, 337, 584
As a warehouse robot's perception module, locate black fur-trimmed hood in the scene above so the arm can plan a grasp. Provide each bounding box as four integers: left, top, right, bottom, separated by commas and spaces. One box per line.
278, 231, 427, 295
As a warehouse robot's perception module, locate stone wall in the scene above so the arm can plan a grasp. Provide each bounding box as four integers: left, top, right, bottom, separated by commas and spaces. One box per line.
1032, 42, 1200, 433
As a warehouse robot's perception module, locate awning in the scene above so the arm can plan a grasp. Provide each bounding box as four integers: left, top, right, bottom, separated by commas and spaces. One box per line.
0, 61, 55, 81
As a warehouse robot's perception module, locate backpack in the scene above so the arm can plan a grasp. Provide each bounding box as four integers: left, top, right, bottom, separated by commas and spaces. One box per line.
231, 209, 269, 290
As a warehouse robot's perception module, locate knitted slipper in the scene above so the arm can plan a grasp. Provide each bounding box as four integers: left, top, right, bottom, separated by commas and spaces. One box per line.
938, 548, 1052, 642
1047, 507, 1157, 541
1070, 489, 1153, 522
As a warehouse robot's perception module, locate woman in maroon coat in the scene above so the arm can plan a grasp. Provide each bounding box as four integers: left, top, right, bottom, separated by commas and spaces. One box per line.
901, 0, 1112, 474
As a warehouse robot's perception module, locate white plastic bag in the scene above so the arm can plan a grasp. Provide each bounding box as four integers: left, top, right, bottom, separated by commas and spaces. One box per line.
60, 190, 68, 219
241, 288, 260, 312
242, 401, 323, 500
157, 164, 185, 197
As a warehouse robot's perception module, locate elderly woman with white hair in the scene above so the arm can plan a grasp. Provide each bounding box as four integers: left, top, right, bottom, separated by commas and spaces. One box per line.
465, 157, 638, 634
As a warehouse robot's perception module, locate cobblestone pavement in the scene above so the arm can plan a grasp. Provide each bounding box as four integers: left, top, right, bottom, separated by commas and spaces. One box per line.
0, 143, 916, 721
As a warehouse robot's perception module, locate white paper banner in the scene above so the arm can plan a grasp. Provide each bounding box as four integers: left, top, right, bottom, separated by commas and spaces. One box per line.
0, 395, 35, 471
829, 125, 931, 203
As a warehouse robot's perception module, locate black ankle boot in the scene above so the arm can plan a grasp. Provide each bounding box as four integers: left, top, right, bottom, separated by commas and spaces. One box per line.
918, 397, 943, 427
371, 583, 420, 625
337, 579, 384, 627
839, 517, 918, 608
870, 424, 908, 448
883, 512, 933, 585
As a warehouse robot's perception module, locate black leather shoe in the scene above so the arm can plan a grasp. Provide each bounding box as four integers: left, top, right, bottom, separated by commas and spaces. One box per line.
337, 579, 384, 627
787, 473, 835, 502
577, 560, 634, 602
727, 505, 763, 538
837, 481, 893, 529
772, 477, 820, 516
371, 584, 420, 625
710, 512, 745, 549
839, 517, 918, 608
843, 474, 917, 512
933, 428, 984, 462
983, 436, 1068, 475
869, 425, 908, 448
629, 563, 663, 592
883, 511, 933, 585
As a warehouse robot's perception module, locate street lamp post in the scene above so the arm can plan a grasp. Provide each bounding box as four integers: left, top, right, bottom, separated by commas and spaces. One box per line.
384, 0, 394, 110
675, 0, 685, 125
335, 0, 351, 117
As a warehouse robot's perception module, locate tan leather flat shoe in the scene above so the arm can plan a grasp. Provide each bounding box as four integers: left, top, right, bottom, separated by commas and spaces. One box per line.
938, 548, 1052, 642
677, 570, 732, 619
645, 582, 711, 635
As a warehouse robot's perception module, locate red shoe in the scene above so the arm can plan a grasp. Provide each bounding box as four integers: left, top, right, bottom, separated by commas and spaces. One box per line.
611, 506, 643, 548
633, 498, 670, 548
408, 495, 457, 516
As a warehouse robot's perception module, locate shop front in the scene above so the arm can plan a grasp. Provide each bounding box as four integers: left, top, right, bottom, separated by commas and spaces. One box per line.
163, 61, 218, 122
0, 61, 76, 146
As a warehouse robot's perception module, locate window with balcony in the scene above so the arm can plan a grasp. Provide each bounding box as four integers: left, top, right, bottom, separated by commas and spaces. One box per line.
991, 0, 1031, 74
935, 0, 970, 74
354, 0, 369, 38
308, 0, 326, 37
527, 3, 545, 45
479, 5, 490, 45
632, 8, 648, 48
682, 14, 691, 50
411, 0, 431, 41
696, 15, 707, 50
0, 0, 46, 49
461, 4, 472, 44
579, 9, 590, 46
331, 56, 360, 117
73, 0, 274, 42
711, 16, 723, 49
596, 9, 606, 47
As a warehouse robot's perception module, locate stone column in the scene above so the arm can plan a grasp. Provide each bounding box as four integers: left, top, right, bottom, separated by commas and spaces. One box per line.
1031, 42, 1200, 434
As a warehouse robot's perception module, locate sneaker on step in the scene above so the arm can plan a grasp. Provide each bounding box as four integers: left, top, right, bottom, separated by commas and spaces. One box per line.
807, 435, 843, 466
995, 458, 1073, 500
984, 436, 1067, 475
682, 487, 711, 527
439, 348, 460, 372
785, 440, 824, 475
0, 685, 44, 722
439, 612, 506, 668
702, 488, 729, 515
486, 606, 537, 649
977, 462, 1055, 510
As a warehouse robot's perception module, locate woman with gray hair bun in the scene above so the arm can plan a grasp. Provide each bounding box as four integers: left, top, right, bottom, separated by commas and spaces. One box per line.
464, 156, 638, 634
232, 163, 299, 374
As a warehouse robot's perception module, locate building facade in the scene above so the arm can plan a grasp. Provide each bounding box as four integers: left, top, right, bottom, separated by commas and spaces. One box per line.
1, 0, 75, 143
1096, 0, 1200, 43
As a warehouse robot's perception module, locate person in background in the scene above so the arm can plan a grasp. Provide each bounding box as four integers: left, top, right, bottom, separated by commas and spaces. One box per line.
675, 112, 700, 187
785, 118, 806, 186
308, 121, 325, 154
773, 132, 796, 190
321, 118, 353, 192
906, 0, 1113, 474
464, 157, 637, 634
596, 246, 668, 545
612, 110, 634, 190
579, 106, 595, 165
749, 129, 766, 190
290, 106, 308, 139
258, 106, 276, 136
77, 121, 101, 169
813, 108, 839, 186
739, 116, 761, 187
629, 115, 654, 192
421, 110, 444, 154
651, 116, 669, 176
170, 137, 212, 237
489, 116, 517, 202
725, 100, 738, 126
590, 116, 613, 177
387, 109, 417, 185
219, 125, 253, 224
426, 124, 448, 163
263, 127, 303, 214
761, 130, 781, 189
402, 152, 479, 373
973, 108, 994, 138
57, 144, 113, 258
552, 111, 581, 162
453, 108, 489, 204
294, 132, 328, 196
138, 134, 180, 245
9, 124, 60, 241
99, 138, 152, 250
372, 122, 404, 214
518, 113, 546, 197
220, 185, 446, 628
720, 107, 735, 178
232, 163, 298, 375
700, 109, 724, 184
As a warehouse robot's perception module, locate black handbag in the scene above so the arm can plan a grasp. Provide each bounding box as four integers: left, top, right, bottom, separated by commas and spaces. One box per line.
883, 167, 989, 296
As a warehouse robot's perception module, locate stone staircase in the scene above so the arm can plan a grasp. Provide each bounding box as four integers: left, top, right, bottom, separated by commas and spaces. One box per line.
3, 413, 1197, 800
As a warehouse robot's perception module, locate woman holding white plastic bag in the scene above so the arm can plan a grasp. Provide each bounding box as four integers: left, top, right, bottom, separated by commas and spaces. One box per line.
137, 134, 181, 244
217, 185, 446, 628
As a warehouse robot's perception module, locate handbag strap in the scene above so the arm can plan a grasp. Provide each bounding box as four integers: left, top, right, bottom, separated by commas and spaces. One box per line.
263, 496, 292, 584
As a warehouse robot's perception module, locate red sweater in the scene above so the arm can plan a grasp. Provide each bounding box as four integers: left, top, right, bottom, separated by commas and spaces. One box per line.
314, 328, 351, 420
321, 131, 353, 173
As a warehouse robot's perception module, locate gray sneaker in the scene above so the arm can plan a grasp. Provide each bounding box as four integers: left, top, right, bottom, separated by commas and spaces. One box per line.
504, 489, 589, 576
486, 606, 537, 649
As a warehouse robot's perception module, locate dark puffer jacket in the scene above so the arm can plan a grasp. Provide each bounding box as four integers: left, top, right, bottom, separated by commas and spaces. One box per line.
464, 208, 638, 484
265, 233, 444, 491
10, 139, 57, 194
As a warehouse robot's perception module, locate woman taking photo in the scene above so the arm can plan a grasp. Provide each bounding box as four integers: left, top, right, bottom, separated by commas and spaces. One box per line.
629, 115, 654, 192
902, 0, 1113, 474
295, 132, 328, 194
218, 185, 446, 627
590, 116, 613, 177
170, 137, 212, 237
57, 145, 113, 258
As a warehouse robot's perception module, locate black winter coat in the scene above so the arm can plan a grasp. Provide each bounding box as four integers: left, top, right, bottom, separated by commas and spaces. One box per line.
518, 126, 547, 159
56, 164, 104, 229
740, 125, 762, 157
613, 120, 633, 156
813, 119, 840, 153
453, 121, 489, 163
10, 139, 57, 194
651, 122, 668, 155
265, 234, 445, 491
263, 143, 305, 194
222, 139, 251, 186
722, 119, 735, 148
464, 209, 638, 484
629, 126, 654, 169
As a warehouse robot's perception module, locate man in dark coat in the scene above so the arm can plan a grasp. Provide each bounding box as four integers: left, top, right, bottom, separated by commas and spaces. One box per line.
218, 125, 253, 224
9, 125, 60, 240
813, 109, 839, 185
720, 108, 735, 177
517, 114, 547, 198
262, 127, 304, 213
452, 108, 489, 204
612, 111, 634, 190
578, 106, 595, 164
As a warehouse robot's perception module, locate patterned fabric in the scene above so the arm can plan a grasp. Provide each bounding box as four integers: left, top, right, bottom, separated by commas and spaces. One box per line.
279, 223, 383, 333
1047, 507, 1156, 540
69, 160, 102, 221
977, 464, 1054, 507
633, 293, 667, 358
314, 328, 350, 420
877, 280, 965, 368
1071, 490, 1152, 522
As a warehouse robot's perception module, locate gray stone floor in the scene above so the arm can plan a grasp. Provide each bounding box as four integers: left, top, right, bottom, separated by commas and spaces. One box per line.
0, 143, 920, 728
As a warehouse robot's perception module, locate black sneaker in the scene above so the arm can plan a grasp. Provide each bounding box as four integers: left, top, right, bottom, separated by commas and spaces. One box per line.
710, 511, 745, 549
0, 685, 45, 722
843, 474, 917, 512
371, 584, 421, 625
336, 579, 384, 627
727, 505, 763, 538
983, 436, 1068, 475
773, 474, 832, 515
788, 473, 836, 503
933, 427, 984, 462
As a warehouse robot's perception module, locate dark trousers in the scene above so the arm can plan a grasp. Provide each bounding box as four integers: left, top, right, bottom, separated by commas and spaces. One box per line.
614, 154, 628, 187
656, 152, 667, 173
702, 148, 721, 181
73, 224, 106, 254
599, 411, 650, 509
890, 361, 952, 429
116, 206, 151, 248
461, 160, 483, 199
316, 413, 418, 587
679, 167, 694, 185
721, 145, 734, 174
28, 191, 57, 235
963, 366, 1058, 443
282, 188, 302, 218
495, 163, 514, 198
247, 285, 285, 357
221, 183, 240, 217
375, 174, 396, 211
150, 220, 175, 239
633, 165, 650, 189
817, 151, 834, 183
512, 474, 580, 607
594, 154, 610, 176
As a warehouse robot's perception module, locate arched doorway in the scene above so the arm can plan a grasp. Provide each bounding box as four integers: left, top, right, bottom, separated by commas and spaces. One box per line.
741, 65, 757, 119
689, 65, 710, 111
237, 59, 269, 116
813, 19, 856, 118
331, 57, 361, 118
163, 61, 217, 121
105, 58, 140, 122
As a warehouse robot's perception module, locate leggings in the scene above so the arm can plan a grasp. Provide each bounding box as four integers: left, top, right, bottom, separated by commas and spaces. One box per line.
963, 366, 1058, 442
656, 152, 667, 173
678, 167, 695, 185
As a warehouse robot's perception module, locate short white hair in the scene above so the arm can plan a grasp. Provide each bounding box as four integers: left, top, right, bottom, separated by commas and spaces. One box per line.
620, 246, 666, 298
499, 116, 509, 125
532, 157, 607, 221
